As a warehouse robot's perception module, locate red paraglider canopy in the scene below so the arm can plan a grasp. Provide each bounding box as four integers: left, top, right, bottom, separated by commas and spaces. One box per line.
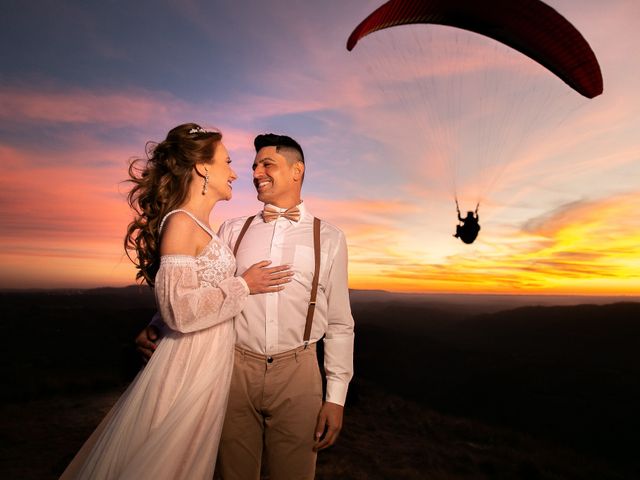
346, 0, 603, 98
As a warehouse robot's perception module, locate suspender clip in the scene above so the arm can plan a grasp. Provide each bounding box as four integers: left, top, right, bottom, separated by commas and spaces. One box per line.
303, 340, 309, 349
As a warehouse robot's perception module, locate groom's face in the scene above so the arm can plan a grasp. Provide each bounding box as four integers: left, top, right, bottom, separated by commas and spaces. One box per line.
252, 146, 302, 206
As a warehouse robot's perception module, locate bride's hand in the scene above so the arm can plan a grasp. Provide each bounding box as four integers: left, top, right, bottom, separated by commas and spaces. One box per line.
241, 261, 293, 294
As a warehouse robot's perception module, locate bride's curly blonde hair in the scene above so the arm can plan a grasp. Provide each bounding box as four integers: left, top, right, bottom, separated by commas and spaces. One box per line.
124, 123, 222, 286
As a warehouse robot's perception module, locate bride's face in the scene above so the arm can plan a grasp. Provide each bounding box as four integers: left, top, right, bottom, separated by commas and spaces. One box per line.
207, 142, 238, 201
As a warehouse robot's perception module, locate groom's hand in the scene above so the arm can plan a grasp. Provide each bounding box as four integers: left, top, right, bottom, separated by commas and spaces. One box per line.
135, 325, 160, 363
313, 402, 344, 451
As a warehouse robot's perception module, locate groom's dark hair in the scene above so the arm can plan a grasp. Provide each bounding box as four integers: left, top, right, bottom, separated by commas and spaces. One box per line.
254, 133, 304, 164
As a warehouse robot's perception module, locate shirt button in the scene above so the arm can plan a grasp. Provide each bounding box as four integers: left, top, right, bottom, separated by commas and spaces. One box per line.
267, 356, 274, 363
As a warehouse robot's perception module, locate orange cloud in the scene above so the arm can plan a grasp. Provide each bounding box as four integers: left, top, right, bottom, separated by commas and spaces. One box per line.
347, 191, 640, 295
0, 140, 135, 288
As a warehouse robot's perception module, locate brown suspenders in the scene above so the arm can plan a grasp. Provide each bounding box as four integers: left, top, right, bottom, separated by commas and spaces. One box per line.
233, 215, 255, 256
303, 217, 321, 345
232, 215, 321, 346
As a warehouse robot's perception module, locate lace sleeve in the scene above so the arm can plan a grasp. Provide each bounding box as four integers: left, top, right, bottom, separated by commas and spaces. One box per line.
154, 256, 249, 333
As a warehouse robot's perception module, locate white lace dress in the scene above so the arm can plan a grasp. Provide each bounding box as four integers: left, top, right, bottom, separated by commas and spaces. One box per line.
61, 210, 248, 480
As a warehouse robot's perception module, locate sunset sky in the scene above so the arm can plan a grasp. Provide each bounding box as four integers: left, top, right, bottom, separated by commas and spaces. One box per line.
1, 0, 639, 294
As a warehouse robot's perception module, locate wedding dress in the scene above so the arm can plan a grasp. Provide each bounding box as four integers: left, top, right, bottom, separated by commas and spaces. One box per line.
61, 209, 248, 479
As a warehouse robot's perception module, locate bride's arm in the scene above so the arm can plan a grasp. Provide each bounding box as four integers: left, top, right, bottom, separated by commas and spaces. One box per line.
154, 257, 248, 333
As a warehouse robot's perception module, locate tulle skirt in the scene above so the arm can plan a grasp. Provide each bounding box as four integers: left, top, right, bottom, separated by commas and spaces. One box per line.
60, 322, 235, 480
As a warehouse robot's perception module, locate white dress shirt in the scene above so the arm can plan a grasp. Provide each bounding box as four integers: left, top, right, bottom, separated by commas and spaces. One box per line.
217, 201, 355, 406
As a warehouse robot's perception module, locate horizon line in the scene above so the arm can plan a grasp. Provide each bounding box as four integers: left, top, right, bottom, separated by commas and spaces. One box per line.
2, 285, 640, 300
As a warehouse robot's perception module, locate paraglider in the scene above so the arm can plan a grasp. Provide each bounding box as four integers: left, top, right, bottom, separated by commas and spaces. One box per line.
453, 200, 480, 244
346, 0, 603, 99
346, 0, 603, 244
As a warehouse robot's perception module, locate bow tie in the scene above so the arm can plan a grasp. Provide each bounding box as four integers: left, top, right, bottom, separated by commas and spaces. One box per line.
262, 205, 301, 223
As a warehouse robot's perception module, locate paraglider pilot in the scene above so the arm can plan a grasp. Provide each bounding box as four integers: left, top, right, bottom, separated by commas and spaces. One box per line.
454, 200, 480, 244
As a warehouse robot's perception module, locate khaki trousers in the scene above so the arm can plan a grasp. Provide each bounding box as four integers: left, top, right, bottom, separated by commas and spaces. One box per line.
215, 343, 323, 480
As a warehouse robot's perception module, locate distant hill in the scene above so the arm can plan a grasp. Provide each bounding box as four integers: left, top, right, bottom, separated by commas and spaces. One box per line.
349, 288, 640, 315
353, 301, 640, 474
5, 284, 636, 314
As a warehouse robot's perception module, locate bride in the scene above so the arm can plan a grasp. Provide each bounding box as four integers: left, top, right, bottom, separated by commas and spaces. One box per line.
60, 123, 292, 479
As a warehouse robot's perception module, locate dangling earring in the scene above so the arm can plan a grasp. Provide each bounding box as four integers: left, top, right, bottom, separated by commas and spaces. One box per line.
202, 167, 209, 195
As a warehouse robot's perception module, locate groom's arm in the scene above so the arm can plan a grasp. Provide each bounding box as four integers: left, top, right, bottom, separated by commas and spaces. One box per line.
314, 229, 354, 451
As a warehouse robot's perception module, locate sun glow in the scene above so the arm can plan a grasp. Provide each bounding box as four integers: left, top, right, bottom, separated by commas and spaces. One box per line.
348, 193, 640, 295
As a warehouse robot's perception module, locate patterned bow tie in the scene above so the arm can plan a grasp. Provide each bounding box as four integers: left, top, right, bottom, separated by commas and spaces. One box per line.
262, 205, 301, 223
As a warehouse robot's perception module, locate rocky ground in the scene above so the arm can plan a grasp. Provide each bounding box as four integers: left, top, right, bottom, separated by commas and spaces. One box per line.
0, 378, 633, 480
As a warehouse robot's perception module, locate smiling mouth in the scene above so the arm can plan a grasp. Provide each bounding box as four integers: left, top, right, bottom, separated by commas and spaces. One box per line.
255, 180, 272, 191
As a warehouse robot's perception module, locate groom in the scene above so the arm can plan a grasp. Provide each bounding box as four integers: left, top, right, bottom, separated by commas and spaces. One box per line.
137, 133, 354, 479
